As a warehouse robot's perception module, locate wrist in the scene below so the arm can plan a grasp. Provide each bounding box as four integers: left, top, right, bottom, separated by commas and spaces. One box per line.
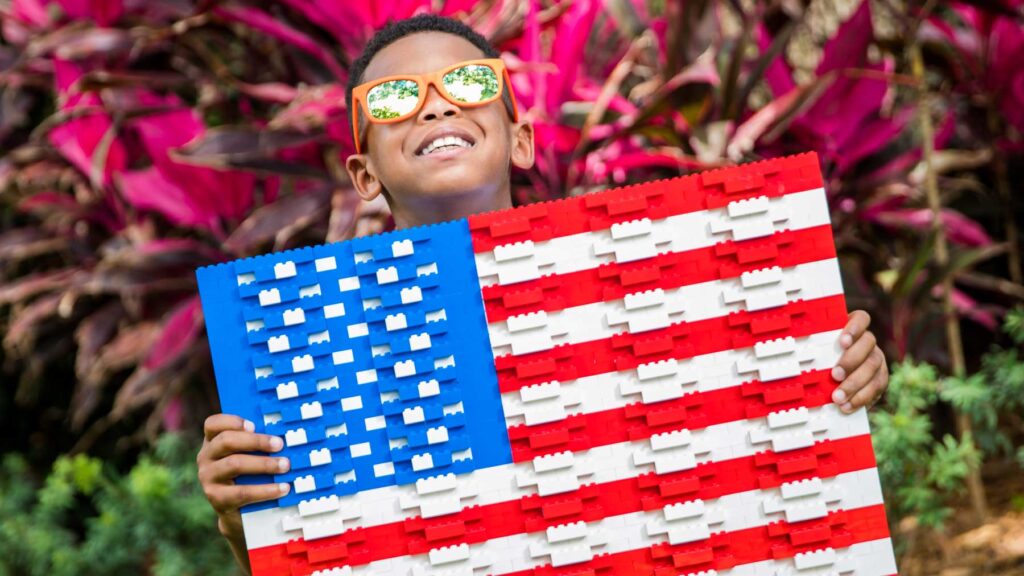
217, 516, 242, 540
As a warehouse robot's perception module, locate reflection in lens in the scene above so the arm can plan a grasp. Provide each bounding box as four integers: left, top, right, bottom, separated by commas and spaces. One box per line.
367, 80, 420, 119
443, 65, 499, 103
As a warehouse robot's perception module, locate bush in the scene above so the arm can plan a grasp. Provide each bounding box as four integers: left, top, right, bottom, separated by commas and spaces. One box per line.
0, 434, 238, 576
872, 307, 1024, 536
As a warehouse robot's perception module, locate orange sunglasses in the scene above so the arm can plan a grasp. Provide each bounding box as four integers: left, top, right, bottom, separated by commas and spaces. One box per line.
350, 58, 520, 154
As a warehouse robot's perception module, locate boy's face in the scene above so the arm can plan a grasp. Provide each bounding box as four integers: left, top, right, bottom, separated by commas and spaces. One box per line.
345, 32, 534, 223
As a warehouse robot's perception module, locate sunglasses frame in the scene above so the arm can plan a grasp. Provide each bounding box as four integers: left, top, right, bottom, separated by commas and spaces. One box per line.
350, 58, 520, 154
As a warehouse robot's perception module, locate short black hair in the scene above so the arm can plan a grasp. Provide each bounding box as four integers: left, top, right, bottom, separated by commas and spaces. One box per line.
345, 14, 501, 128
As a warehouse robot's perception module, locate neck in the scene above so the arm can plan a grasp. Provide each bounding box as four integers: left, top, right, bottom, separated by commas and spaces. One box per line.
388, 184, 513, 229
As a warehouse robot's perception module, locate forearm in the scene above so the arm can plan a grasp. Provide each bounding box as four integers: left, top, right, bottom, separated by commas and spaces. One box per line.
220, 518, 252, 574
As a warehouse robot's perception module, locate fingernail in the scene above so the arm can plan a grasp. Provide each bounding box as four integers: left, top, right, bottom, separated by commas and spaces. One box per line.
243, 419, 255, 432
269, 436, 283, 451
278, 482, 291, 495
840, 333, 853, 348
832, 389, 847, 404
841, 402, 853, 413
278, 458, 290, 473
832, 366, 846, 381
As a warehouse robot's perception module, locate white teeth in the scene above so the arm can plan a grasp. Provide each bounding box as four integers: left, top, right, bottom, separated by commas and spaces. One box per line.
420, 136, 473, 155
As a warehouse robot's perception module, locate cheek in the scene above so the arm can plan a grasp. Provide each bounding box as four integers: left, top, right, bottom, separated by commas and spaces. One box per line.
369, 125, 407, 158
477, 113, 513, 157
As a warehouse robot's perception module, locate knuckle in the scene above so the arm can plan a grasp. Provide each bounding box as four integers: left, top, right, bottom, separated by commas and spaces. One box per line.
235, 484, 252, 503
219, 432, 241, 454
224, 455, 243, 477
873, 371, 888, 390
260, 435, 275, 452
864, 331, 876, 349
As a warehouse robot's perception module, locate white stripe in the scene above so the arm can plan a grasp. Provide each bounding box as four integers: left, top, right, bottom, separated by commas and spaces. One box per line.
350, 469, 889, 576
500, 329, 843, 427
243, 404, 871, 550
492, 538, 898, 576
474, 188, 829, 289
486, 258, 844, 357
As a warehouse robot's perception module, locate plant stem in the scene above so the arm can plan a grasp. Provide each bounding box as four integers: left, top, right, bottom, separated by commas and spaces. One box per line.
988, 106, 1023, 285
910, 42, 990, 522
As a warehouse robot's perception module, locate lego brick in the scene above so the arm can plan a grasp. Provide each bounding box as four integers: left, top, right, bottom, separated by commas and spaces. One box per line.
243, 407, 876, 564
252, 469, 885, 575
481, 225, 838, 324
485, 259, 842, 356
197, 153, 896, 576
473, 188, 830, 290
467, 153, 824, 252
494, 294, 849, 393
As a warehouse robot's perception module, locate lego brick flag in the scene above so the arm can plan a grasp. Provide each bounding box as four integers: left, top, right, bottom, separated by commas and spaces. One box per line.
197, 152, 898, 576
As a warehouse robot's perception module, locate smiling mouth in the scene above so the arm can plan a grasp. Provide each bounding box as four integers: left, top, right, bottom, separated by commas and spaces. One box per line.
417, 135, 476, 157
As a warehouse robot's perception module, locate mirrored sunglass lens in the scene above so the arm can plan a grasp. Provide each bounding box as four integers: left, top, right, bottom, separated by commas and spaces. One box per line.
442, 64, 499, 103
367, 80, 420, 119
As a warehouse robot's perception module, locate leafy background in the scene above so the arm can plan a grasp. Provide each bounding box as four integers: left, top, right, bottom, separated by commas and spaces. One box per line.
1, 0, 1023, 574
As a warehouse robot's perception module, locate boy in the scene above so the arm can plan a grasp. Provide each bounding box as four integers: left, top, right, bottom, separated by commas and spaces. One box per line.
197, 14, 890, 573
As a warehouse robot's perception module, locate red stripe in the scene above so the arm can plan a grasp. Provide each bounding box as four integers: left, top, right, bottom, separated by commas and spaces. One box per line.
248, 434, 878, 575
508, 367, 837, 462
496, 294, 848, 394
468, 153, 823, 253
498, 505, 890, 576
483, 225, 838, 323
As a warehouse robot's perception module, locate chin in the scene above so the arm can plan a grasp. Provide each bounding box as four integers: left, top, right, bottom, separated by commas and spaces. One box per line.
417, 172, 495, 198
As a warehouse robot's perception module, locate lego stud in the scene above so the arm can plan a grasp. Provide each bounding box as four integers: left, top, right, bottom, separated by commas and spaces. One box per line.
274, 261, 297, 279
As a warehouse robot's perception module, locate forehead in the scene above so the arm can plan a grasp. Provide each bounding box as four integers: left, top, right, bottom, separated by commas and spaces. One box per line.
362, 32, 488, 81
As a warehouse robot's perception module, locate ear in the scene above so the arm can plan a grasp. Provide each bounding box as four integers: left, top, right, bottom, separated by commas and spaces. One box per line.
510, 120, 535, 171
345, 152, 384, 202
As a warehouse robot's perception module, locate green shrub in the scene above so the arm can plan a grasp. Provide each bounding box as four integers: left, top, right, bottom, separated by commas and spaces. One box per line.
0, 434, 238, 576
872, 307, 1024, 534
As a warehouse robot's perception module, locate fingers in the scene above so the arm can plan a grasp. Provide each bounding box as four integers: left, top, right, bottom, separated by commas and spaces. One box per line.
833, 347, 886, 413
204, 481, 291, 513
868, 359, 890, 409
204, 413, 254, 441
832, 328, 876, 384
839, 310, 872, 349
198, 413, 292, 519
205, 430, 284, 462
847, 353, 889, 411
202, 454, 291, 484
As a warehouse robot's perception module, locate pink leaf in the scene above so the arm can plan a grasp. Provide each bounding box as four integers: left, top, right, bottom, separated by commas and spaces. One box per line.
144, 296, 202, 371
600, 151, 708, 174
817, 1, 873, 75
117, 166, 219, 230
756, 22, 796, 97
128, 108, 256, 226
162, 395, 184, 431
57, 0, 124, 26
276, 0, 363, 54
532, 122, 580, 154
875, 208, 993, 247
237, 82, 300, 104
833, 107, 915, 174
728, 86, 804, 159
212, 5, 346, 81
11, 0, 51, 27
47, 60, 128, 184
943, 285, 998, 330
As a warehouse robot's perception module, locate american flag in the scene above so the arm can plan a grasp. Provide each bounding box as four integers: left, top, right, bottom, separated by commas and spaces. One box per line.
197, 152, 897, 576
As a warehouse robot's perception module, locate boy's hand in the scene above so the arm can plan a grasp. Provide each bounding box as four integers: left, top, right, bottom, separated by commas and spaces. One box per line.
197, 414, 290, 570
830, 310, 889, 413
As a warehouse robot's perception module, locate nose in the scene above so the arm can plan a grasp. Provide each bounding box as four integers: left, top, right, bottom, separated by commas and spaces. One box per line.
416, 83, 461, 123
